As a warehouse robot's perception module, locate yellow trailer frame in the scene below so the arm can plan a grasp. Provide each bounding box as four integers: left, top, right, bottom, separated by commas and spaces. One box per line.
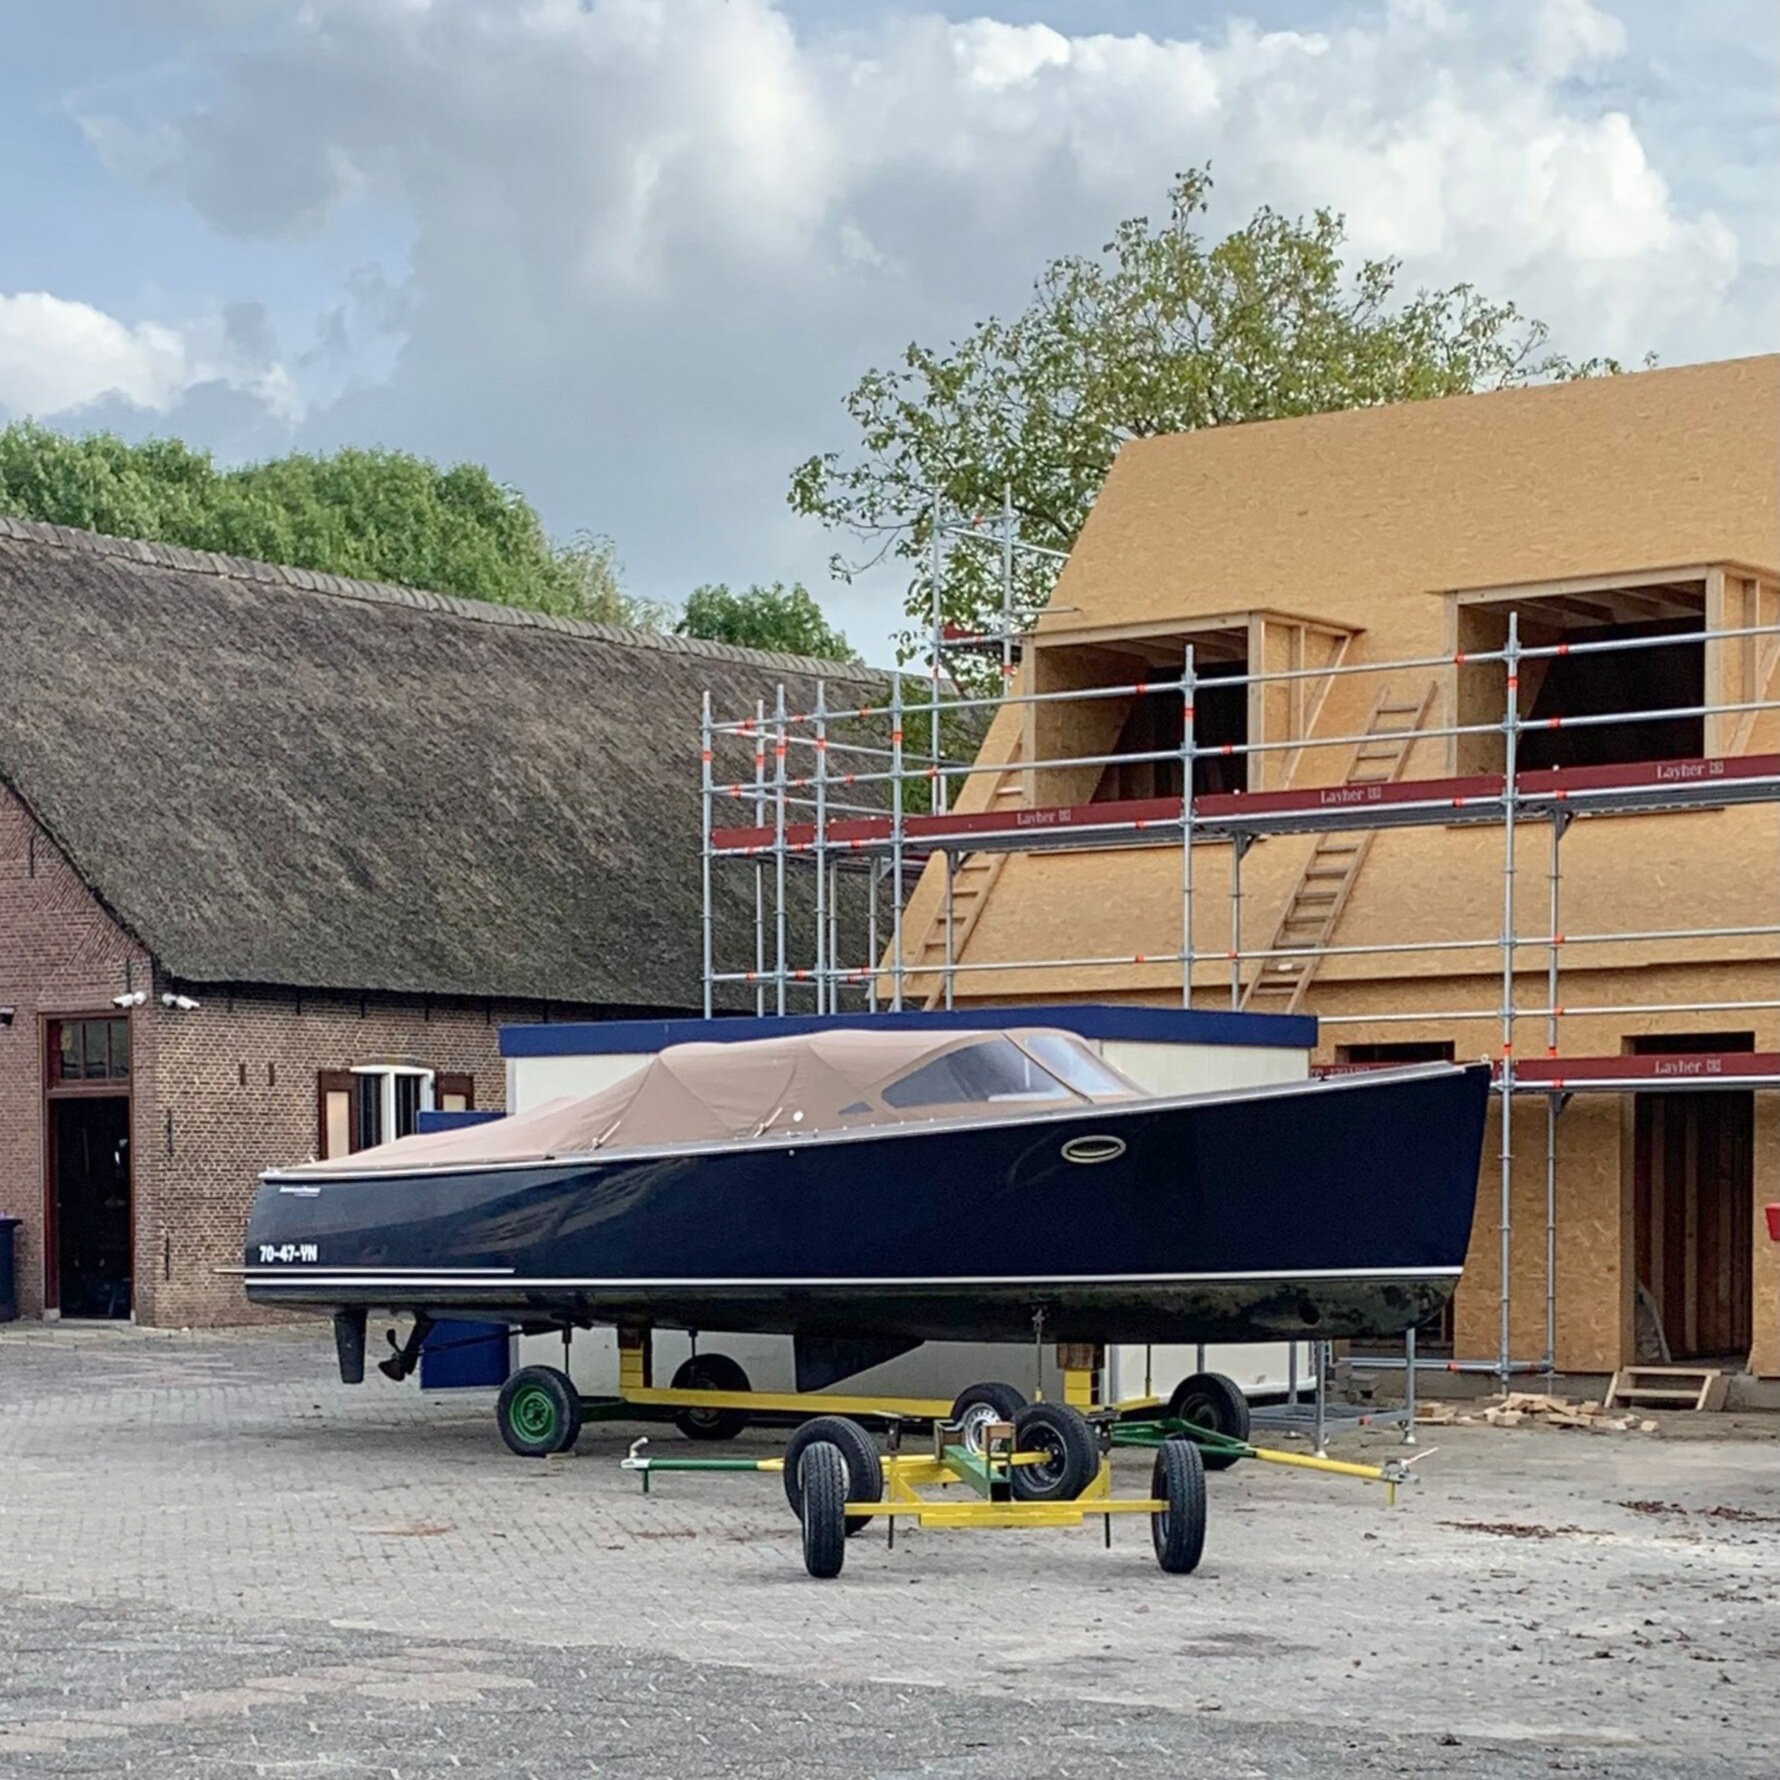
859, 1447, 1165, 1530
603, 1330, 1148, 1425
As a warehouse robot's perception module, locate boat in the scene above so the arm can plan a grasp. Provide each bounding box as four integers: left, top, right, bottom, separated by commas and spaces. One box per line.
243, 1027, 1487, 1382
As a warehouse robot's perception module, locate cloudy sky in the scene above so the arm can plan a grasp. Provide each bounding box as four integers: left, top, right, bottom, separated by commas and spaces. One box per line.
1, 0, 1774, 659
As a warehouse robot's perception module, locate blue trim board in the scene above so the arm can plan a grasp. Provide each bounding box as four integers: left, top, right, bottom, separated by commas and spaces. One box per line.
502, 1003, 1316, 1058
416, 1110, 503, 1134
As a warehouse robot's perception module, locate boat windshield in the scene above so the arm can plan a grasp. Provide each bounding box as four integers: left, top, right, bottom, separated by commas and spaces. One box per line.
1018, 1033, 1139, 1098
880, 1036, 1078, 1110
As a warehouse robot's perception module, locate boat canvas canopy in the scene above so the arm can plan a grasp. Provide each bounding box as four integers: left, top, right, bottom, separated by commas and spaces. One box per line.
282, 1027, 1141, 1177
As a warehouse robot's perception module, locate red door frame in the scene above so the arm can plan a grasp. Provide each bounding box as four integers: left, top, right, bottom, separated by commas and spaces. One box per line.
40, 1013, 135, 1316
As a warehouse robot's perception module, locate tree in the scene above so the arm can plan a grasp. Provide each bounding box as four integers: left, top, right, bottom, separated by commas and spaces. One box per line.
0, 422, 661, 625
790, 169, 1626, 675
550, 529, 670, 627
677, 580, 856, 661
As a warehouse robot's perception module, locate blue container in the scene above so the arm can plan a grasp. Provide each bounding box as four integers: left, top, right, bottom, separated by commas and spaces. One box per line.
412, 1111, 512, 1389
419, 1318, 513, 1390
0, 1215, 19, 1322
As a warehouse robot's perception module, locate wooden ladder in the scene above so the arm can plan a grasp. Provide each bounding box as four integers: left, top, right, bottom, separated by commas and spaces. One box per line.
908, 749, 1025, 1009
1239, 682, 1436, 1014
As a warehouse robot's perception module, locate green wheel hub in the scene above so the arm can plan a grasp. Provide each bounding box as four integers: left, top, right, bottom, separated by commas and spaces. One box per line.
511, 1385, 560, 1445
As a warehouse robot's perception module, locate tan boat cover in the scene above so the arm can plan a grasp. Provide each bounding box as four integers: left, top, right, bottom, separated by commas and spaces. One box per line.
285, 1027, 1138, 1176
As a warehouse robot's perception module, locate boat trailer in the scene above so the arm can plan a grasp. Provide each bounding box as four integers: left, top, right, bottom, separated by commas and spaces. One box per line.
489, 1327, 1323, 1464
620, 1402, 1423, 1579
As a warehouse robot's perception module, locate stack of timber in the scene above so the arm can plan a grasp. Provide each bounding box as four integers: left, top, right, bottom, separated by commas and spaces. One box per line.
1417, 1392, 1659, 1434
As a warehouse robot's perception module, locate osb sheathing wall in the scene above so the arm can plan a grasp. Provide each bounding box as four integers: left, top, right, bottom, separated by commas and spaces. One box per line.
919, 356, 1780, 1376
1036, 355, 1777, 643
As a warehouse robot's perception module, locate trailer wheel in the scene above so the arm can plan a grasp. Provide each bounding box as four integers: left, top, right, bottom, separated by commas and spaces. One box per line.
782, 1417, 884, 1537
1151, 1437, 1208, 1575
670, 1352, 751, 1441
949, 1381, 1028, 1454
496, 1365, 583, 1457
1010, 1401, 1098, 1502
797, 1441, 848, 1579
1167, 1371, 1251, 1471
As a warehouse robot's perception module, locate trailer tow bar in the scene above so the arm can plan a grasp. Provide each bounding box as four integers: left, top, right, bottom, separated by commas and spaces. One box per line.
1109, 1418, 1430, 1504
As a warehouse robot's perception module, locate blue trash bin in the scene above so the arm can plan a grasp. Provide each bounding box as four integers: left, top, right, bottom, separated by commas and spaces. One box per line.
0, 1215, 20, 1323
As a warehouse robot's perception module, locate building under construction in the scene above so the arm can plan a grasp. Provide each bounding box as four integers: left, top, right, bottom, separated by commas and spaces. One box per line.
700, 354, 1779, 1384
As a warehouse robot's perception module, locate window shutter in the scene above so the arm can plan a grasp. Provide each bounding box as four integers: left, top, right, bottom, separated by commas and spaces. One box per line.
435, 1072, 475, 1114
316, 1070, 355, 1158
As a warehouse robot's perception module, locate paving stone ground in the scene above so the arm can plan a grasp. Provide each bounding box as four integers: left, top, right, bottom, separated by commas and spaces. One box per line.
2, 1323, 1778, 1776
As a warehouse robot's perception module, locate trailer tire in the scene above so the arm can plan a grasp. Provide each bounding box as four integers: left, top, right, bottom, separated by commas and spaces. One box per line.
1151, 1437, 1208, 1575
1010, 1400, 1098, 1502
496, 1365, 583, 1457
670, 1352, 752, 1441
782, 1417, 884, 1537
797, 1441, 849, 1579
949, 1381, 1028, 1454
1168, 1371, 1250, 1470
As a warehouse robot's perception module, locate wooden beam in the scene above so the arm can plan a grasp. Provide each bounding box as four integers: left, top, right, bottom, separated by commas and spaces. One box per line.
1450, 566, 1714, 606
1541, 595, 1625, 625
1606, 586, 1704, 621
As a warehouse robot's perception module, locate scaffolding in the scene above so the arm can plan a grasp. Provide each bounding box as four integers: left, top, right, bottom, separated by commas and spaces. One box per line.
699, 578, 1780, 1382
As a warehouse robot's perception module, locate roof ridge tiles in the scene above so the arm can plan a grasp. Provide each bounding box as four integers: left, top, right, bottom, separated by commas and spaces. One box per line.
0, 513, 877, 682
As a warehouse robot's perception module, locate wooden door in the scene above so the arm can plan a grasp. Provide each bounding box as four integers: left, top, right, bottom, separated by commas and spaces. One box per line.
1633, 1092, 1753, 1360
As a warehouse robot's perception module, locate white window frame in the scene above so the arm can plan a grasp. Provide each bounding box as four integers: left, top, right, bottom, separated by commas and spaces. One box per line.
349, 1064, 436, 1146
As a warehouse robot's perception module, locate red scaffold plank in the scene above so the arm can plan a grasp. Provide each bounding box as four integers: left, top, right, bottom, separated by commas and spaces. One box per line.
1507, 1053, 1780, 1086
707, 754, 1780, 855
1194, 773, 1503, 822
712, 795, 1186, 855
1521, 753, 1780, 799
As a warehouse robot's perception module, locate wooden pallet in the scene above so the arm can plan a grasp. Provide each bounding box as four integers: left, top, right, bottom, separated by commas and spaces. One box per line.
1602, 1367, 1728, 1412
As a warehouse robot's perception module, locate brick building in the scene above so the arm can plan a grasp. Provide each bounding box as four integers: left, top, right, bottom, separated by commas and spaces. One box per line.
0, 517, 872, 1326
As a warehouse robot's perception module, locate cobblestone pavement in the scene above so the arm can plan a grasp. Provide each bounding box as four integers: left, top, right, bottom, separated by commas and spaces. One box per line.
3, 1324, 1778, 1777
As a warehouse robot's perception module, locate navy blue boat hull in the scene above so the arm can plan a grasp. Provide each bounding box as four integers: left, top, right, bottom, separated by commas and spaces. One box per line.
244, 1064, 1488, 1345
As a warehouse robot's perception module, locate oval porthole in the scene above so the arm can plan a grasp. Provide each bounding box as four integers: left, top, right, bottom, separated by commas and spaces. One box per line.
1061, 1134, 1126, 1166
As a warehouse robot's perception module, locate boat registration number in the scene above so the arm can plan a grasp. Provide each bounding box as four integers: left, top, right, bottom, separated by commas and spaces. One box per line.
257, 1244, 319, 1264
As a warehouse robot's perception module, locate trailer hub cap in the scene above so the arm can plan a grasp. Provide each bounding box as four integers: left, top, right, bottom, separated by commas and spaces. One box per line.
512, 1386, 559, 1444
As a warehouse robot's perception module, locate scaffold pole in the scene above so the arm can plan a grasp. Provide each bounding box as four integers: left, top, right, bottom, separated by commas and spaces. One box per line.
1499, 612, 1522, 1384
1181, 643, 1198, 1010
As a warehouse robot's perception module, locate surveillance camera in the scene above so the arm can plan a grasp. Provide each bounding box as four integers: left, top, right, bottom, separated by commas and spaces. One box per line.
160, 993, 201, 1012
112, 990, 148, 1008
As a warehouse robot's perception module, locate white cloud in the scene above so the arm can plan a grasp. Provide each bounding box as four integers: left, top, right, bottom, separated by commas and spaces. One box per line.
0, 290, 300, 424
63, 0, 1768, 653
1530, 0, 1627, 79
0, 293, 195, 417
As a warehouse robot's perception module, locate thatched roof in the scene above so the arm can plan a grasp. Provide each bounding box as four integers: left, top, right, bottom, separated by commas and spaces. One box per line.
0, 517, 880, 1009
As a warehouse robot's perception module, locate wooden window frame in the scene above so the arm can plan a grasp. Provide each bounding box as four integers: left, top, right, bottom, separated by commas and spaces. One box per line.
46, 1016, 133, 1094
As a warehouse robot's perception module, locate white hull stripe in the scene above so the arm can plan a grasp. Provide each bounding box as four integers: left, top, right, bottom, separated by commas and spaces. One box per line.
238, 1265, 1462, 1289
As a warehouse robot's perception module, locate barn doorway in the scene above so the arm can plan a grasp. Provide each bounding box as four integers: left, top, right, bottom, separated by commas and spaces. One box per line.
44, 1015, 134, 1320
50, 1096, 133, 1318
1630, 1035, 1754, 1364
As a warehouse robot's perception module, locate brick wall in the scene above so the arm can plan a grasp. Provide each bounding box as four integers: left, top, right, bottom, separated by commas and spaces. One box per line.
145, 986, 524, 1326
0, 784, 154, 1321
3, 779, 641, 1329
